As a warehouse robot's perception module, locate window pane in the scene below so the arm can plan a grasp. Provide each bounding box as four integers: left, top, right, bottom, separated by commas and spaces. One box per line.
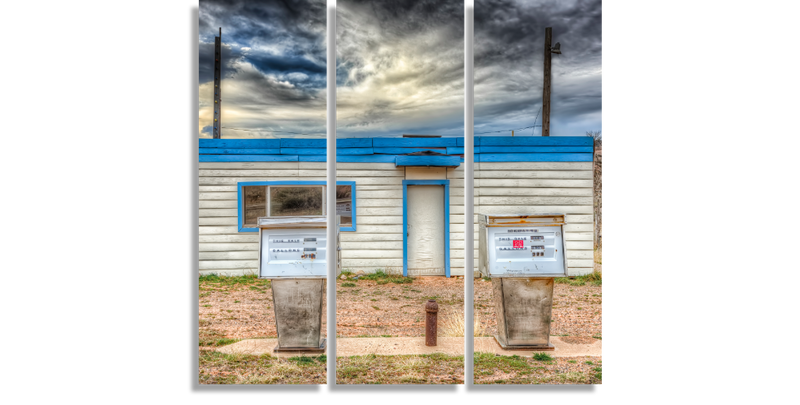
336, 185, 353, 227
243, 186, 266, 228
270, 187, 323, 216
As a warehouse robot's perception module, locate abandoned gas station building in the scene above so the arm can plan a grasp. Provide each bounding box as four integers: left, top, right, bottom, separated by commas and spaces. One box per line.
198, 136, 595, 278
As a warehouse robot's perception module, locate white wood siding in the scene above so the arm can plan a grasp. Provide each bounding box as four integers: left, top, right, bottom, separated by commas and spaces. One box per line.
199, 160, 594, 277
475, 161, 595, 276
338, 164, 468, 276
337, 163, 405, 274
199, 162, 299, 275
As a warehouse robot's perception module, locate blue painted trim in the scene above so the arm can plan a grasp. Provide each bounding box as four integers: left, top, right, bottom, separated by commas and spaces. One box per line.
395, 155, 461, 167
373, 138, 458, 147
200, 155, 298, 162
200, 139, 280, 148
336, 155, 397, 163
236, 181, 328, 232
337, 148, 374, 155
478, 146, 593, 153
281, 148, 326, 155
280, 138, 326, 148
336, 180, 357, 232
373, 147, 446, 155
477, 136, 592, 146
479, 153, 593, 162
402, 180, 450, 278
299, 155, 326, 162
200, 148, 281, 155
337, 138, 372, 148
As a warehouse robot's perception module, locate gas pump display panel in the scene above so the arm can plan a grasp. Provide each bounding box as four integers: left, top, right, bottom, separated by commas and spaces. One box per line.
259, 228, 327, 278
486, 225, 566, 277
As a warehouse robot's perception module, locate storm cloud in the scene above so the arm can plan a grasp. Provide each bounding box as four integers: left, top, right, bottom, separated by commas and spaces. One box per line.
336, 0, 465, 138
475, 0, 601, 136
198, 0, 326, 138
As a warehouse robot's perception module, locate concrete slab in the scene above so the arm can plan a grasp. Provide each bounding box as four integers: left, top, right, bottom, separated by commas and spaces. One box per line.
474, 336, 601, 357
216, 336, 601, 358
216, 339, 326, 358
337, 337, 464, 357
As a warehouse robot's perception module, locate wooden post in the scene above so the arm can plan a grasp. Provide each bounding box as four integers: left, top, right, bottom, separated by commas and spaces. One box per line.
542, 27, 552, 137
213, 27, 222, 139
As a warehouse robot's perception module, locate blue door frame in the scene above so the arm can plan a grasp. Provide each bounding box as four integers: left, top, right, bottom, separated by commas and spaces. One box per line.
402, 180, 450, 278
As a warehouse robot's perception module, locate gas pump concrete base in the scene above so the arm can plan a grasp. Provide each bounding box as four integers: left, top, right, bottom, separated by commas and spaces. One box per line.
492, 277, 556, 351
270, 278, 326, 353
274, 339, 326, 354
493, 336, 555, 351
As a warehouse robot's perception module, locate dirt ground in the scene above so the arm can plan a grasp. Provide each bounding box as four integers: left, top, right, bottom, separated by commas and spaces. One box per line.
199, 274, 600, 342
474, 353, 602, 384
474, 279, 602, 340
199, 276, 326, 344
336, 276, 464, 337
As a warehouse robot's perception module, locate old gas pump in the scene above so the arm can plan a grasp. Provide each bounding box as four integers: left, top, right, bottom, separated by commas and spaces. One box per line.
478, 213, 567, 350
258, 216, 339, 352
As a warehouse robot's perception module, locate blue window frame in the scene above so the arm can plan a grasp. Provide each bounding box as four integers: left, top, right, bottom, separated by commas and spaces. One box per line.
335, 181, 356, 232
237, 180, 356, 232
236, 180, 328, 232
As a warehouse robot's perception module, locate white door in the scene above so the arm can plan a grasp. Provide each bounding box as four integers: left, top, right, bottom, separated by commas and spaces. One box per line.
407, 185, 445, 276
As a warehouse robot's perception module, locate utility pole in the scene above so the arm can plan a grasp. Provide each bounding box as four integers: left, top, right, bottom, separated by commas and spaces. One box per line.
213, 27, 222, 139
542, 27, 552, 137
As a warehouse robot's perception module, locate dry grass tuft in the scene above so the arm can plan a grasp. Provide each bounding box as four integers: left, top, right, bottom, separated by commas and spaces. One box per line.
439, 311, 486, 337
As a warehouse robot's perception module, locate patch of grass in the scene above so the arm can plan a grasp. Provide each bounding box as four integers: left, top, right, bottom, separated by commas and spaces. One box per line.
336, 354, 463, 384
380, 335, 392, 337
593, 365, 602, 381
248, 285, 267, 293
482, 277, 491, 282
554, 270, 602, 286
199, 351, 324, 384
359, 269, 414, 284
288, 355, 315, 364
585, 361, 594, 365
215, 338, 239, 346
342, 282, 356, 287
474, 352, 531, 374
568, 360, 577, 363
200, 273, 271, 290
372, 306, 380, 310
593, 335, 602, 340
533, 352, 554, 362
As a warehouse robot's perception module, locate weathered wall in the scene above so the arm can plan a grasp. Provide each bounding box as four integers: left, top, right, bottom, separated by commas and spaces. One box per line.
474, 161, 595, 276
337, 165, 468, 276
198, 162, 327, 275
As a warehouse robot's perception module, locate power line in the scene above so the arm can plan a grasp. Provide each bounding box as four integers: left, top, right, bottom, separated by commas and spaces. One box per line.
474, 124, 542, 135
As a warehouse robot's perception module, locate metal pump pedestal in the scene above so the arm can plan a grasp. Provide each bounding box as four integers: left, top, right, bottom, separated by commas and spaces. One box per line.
479, 213, 568, 351
258, 216, 339, 353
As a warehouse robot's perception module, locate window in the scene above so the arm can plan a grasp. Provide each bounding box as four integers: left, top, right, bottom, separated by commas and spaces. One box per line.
238, 181, 356, 232
335, 182, 356, 230
238, 181, 326, 232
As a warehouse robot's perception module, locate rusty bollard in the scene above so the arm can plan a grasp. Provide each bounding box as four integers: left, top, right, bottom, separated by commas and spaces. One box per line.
425, 299, 439, 346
